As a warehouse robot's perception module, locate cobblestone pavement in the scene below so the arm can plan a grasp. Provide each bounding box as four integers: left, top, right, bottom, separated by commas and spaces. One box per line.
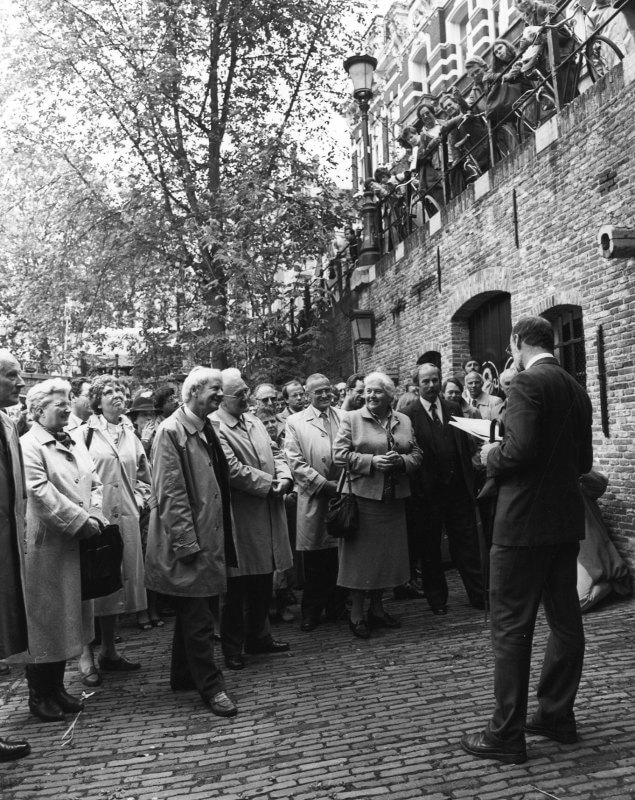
1, 572, 633, 800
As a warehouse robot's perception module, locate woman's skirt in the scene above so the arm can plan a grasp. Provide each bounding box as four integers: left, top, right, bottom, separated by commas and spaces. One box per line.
337, 496, 409, 590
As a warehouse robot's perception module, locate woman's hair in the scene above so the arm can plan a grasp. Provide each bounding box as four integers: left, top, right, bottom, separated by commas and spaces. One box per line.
442, 375, 465, 393
364, 371, 396, 400
181, 367, 222, 403
89, 374, 124, 413
26, 378, 71, 420
491, 38, 519, 71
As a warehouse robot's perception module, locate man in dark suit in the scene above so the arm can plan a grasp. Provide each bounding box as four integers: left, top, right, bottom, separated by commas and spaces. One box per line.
0, 349, 31, 761
461, 316, 593, 765
403, 363, 484, 614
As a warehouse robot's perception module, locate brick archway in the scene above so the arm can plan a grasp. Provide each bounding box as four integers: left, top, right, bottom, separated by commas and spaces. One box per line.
448, 267, 512, 320
529, 290, 585, 317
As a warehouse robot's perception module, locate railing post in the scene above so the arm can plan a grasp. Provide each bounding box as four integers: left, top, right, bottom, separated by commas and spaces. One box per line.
441, 138, 451, 204
545, 25, 562, 113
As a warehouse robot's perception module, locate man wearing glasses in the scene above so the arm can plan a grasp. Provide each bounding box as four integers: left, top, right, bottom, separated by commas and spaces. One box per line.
284, 374, 348, 632
213, 369, 293, 671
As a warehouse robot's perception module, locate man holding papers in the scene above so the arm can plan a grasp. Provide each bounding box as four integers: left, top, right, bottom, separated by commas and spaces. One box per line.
461, 316, 593, 765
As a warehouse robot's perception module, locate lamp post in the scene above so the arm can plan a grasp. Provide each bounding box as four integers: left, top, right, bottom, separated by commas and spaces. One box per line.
344, 54, 380, 268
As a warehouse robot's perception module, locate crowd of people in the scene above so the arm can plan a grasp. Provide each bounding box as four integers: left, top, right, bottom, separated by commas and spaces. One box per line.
362, 0, 634, 251
0, 315, 630, 765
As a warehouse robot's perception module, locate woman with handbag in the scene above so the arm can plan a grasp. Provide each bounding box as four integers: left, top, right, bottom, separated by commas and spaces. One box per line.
78, 375, 152, 685
19, 379, 106, 721
332, 372, 423, 639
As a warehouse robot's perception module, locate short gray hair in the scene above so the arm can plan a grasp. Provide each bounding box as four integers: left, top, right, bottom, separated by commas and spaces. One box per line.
364, 371, 396, 400
181, 367, 222, 402
26, 379, 71, 420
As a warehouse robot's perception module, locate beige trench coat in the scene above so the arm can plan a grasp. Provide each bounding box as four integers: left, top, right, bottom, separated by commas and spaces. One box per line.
0, 412, 28, 659
284, 405, 344, 551
84, 414, 152, 615
20, 422, 106, 662
145, 407, 235, 597
212, 408, 293, 577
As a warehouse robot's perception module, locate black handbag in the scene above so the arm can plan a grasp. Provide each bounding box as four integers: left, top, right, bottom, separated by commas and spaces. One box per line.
325, 467, 359, 540
79, 519, 124, 600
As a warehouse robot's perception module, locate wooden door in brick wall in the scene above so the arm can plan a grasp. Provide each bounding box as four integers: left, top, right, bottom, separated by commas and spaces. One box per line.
468, 293, 512, 389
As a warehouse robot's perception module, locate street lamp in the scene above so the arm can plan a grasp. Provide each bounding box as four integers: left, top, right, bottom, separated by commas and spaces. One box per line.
351, 309, 376, 345
344, 54, 380, 268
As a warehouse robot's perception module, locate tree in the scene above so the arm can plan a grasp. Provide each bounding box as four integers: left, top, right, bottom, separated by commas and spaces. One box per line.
4, 0, 362, 372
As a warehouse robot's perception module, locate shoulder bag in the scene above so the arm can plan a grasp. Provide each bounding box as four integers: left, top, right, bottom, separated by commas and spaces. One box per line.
325, 467, 359, 540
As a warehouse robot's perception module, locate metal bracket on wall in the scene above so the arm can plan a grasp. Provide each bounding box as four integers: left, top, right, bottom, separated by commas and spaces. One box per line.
596, 324, 610, 437
512, 189, 519, 249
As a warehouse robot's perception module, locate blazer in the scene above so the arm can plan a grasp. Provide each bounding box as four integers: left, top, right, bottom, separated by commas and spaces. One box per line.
403, 398, 478, 499
332, 406, 422, 501
487, 357, 593, 546
212, 407, 293, 576
284, 405, 343, 550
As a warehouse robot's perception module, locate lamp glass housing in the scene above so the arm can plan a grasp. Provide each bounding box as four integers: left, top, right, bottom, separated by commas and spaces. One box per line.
343, 55, 377, 96
351, 310, 376, 345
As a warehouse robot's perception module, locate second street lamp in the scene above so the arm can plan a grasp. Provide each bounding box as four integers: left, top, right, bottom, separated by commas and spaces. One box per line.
344, 54, 380, 268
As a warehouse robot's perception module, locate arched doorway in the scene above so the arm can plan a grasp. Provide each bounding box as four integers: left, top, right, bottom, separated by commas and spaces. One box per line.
467, 293, 512, 387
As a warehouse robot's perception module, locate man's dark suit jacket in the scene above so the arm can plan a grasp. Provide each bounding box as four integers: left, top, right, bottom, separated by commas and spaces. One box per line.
404, 398, 477, 500
487, 357, 593, 547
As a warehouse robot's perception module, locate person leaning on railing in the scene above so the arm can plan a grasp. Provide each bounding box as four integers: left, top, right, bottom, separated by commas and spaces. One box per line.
514, 0, 577, 104
413, 103, 446, 209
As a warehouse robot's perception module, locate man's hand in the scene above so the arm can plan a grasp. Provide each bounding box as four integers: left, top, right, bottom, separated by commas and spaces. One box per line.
480, 441, 500, 466
321, 480, 339, 498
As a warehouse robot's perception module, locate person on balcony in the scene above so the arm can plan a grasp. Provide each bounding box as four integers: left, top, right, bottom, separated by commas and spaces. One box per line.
414, 103, 446, 210
438, 90, 490, 187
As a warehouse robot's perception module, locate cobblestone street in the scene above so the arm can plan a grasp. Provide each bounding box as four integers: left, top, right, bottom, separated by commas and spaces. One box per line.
1, 572, 633, 800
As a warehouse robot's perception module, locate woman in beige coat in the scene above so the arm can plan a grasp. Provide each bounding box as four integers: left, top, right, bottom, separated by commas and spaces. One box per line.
78, 375, 152, 683
20, 379, 105, 722
333, 372, 422, 639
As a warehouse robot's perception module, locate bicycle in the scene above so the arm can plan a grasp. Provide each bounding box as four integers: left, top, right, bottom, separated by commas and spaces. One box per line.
511, 3, 623, 141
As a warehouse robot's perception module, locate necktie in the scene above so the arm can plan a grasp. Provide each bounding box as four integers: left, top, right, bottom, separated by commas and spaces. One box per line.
429, 402, 443, 427
472, 399, 478, 408
321, 412, 333, 444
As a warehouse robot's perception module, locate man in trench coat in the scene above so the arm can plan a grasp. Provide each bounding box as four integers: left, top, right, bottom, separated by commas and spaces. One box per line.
145, 367, 238, 718
0, 349, 31, 761
213, 368, 293, 671
284, 373, 348, 631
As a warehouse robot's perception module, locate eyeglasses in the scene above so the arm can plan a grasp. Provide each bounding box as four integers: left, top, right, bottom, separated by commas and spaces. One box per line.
311, 389, 332, 396
257, 396, 277, 404
224, 390, 250, 399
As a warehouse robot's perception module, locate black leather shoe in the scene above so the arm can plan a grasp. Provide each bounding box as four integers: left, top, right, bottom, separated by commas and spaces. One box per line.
79, 666, 102, 687
28, 695, 65, 723
393, 582, 425, 600
224, 655, 245, 671
525, 718, 578, 744
244, 639, 290, 655
300, 618, 319, 632
0, 737, 31, 762
431, 606, 447, 616
208, 691, 238, 718
349, 618, 371, 639
98, 655, 140, 672
460, 732, 527, 764
52, 688, 84, 714
368, 610, 402, 629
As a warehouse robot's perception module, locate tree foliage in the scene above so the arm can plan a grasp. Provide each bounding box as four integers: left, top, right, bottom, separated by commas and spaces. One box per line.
0, 0, 362, 377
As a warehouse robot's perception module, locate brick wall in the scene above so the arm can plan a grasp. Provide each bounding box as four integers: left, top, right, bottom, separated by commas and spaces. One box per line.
331, 57, 635, 569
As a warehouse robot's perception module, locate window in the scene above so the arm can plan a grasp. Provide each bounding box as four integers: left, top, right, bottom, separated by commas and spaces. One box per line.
542, 306, 587, 388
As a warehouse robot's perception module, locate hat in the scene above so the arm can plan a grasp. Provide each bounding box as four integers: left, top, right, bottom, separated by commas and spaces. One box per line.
465, 54, 487, 69
129, 391, 155, 415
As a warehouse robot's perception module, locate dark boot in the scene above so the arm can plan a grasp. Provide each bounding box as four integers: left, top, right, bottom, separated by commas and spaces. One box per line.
50, 660, 84, 714
25, 664, 65, 722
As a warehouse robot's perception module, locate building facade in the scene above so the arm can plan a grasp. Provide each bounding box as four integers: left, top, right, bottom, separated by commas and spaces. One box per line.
332, 48, 635, 570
